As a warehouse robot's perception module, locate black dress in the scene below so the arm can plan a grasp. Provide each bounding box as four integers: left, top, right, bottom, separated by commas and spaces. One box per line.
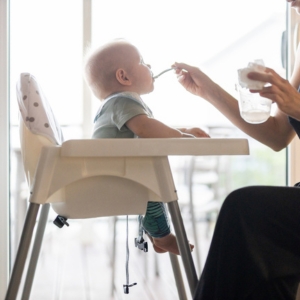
193, 117, 300, 300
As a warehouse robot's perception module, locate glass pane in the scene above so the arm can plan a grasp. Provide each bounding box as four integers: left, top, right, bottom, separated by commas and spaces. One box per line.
91, 0, 286, 188
10, 0, 83, 128
9, 0, 83, 259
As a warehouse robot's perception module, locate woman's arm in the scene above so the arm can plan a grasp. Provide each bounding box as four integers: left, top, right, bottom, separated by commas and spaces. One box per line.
173, 62, 296, 151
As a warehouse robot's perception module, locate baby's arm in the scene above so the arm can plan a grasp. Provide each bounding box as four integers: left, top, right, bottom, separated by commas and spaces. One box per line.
126, 115, 194, 138
177, 127, 210, 138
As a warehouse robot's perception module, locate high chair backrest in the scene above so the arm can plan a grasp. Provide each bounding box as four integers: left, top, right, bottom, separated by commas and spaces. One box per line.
16, 73, 64, 188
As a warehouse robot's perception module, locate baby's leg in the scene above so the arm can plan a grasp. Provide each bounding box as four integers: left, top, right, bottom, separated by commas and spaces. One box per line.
142, 202, 194, 255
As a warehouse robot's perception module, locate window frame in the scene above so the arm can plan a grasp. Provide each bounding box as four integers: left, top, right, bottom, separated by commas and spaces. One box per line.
288, 7, 300, 185
0, 0, 10, 296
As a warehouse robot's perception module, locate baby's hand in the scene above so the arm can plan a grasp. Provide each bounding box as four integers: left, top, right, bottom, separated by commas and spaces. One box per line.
180, 127, 210, 138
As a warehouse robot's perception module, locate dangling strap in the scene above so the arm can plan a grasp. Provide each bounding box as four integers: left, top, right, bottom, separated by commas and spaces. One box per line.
134, 215, 148, 252
123, 215, 137, 294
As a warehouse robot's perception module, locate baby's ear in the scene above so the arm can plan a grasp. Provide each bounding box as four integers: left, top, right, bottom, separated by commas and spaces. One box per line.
116, 68, 131, 86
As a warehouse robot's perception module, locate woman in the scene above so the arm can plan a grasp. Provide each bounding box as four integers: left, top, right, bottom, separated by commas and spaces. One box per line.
173, 0, 300, 299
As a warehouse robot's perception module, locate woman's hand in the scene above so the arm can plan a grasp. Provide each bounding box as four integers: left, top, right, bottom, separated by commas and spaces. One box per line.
248, 67, 300, 120
172, 62, 218, 100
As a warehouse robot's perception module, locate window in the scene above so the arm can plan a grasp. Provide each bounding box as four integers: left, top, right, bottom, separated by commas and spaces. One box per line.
91, 0, 286, 188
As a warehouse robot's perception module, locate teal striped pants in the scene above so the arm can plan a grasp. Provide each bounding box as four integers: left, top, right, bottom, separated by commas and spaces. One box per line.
141, 201, 171, 238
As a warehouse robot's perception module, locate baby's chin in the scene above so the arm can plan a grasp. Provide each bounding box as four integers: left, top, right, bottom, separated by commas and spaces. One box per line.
142, 85, 155, 95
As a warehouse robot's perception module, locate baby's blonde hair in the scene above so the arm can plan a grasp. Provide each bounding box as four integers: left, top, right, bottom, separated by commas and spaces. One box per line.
83, 39, 135, 100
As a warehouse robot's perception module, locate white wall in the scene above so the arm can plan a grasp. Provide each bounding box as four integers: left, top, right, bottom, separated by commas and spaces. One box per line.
0, 0, 10, 298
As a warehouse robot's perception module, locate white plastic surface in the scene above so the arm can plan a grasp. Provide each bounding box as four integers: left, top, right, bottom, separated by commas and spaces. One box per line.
238, 60, 266, 90
61, 138, 249, 157
26, 137, 249, 218
29, 145, 178, 218
17, 73, 63, 188
20, 122, 55, 189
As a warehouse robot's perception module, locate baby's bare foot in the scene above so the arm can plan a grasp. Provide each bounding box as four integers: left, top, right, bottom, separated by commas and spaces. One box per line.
146, 234, 167, 253
149, 233, 194, 256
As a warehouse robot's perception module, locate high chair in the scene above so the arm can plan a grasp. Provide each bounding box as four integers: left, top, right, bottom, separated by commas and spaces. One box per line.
5, 73, 249, 300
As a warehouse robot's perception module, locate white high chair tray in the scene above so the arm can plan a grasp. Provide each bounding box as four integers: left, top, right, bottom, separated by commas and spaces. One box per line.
61, 138, 249, 157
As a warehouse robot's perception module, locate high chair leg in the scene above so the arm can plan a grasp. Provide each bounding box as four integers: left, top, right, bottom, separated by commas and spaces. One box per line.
110, 216, 117, 297
5, 202, 40, 300
168, 200, 198, 297
21, 203, 50, 300
169, 253, 188, 300
189, 190, 202, 273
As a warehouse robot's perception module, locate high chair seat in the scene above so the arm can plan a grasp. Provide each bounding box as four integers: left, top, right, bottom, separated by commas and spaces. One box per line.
5, 73, 249, 300
31, 138, 248, 218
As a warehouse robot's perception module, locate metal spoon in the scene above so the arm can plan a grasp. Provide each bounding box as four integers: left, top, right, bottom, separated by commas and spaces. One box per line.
153, 67, 175, 79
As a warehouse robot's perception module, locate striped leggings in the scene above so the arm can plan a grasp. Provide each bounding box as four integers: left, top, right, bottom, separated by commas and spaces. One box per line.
141, 201, 171, 238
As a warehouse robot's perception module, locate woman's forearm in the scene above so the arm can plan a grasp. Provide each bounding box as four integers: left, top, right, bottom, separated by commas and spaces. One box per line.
206, 84, 295, 151
174, 62, 296, 150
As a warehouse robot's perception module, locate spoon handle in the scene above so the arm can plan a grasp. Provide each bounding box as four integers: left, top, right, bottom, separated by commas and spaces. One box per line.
153, 68, 175, 79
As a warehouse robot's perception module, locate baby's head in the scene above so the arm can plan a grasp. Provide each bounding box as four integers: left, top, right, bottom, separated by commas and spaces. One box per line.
84, 39, 154, 100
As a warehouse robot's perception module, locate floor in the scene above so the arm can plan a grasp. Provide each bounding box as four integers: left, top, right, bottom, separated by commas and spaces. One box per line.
16, 209, 214, 300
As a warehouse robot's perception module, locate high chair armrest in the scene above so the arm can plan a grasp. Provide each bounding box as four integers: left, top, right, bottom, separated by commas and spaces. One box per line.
60, 138, 249, 157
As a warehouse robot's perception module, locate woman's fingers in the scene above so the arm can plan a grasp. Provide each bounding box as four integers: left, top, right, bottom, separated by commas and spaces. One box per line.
255, 83, 298, 112
172, 62, 200, 74
248, 67, 284, 86
172, 62, 189, 71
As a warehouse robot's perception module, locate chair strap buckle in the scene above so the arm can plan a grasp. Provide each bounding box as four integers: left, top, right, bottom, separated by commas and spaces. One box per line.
135, 236, 148, 252
134, 215, 148, 252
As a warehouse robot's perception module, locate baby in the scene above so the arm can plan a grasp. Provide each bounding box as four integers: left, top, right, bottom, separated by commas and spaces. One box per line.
84, 39, 209, 255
